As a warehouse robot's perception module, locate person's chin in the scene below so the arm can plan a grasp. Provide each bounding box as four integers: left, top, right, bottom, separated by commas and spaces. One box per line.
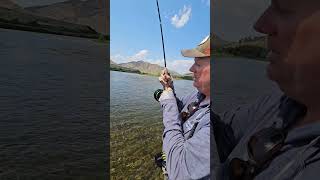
267, 63, 285, 84
193, 80, 199, 89
193, 82, 197, 88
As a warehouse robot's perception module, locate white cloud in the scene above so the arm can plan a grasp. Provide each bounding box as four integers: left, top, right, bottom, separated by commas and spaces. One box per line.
171, 5, 192, 28
111, 50, 149, 64
110, 54, 127, 64
144, 59, 163, 66
129, 49, 148, 61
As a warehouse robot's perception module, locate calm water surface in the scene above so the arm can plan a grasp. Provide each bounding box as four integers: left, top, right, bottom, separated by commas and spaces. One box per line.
0, 28, 107, 179
110, 71, 194, 127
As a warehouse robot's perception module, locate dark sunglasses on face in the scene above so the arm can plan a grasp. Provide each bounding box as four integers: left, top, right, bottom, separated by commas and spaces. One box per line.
229, 126, 287, 180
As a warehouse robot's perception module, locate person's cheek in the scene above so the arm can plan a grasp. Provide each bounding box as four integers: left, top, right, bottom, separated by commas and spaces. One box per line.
286, 11, 320, 94
204, 67, 210, 82
288, 11, 320, 65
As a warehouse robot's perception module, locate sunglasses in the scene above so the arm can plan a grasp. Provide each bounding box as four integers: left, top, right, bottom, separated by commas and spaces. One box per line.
228, 96, 308, 180
180, 101, 200, 122
229, 126, 287, 180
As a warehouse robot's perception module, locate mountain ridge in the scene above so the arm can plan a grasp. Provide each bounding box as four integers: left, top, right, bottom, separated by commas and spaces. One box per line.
0, 6, 103, 39
25, 0, 109, 35
118, 60, 181, 76
110, 60, 193, 80
0, 0, 21, 9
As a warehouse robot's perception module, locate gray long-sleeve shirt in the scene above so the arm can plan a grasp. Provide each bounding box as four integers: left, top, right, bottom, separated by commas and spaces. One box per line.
159, 90, 211, 180
215, 88, 320, 180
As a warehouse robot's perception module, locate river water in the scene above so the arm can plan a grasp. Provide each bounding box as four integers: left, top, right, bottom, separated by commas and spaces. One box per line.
0, 28, 108, 179
110, 71, 194, 127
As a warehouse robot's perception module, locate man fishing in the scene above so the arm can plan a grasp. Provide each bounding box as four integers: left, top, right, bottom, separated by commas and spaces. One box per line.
157, 35, 210, 179
213, 1, 320, 179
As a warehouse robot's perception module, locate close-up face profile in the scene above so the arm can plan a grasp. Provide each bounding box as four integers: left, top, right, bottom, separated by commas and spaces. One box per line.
254, 0, 320, 102
189, 57, 210, 96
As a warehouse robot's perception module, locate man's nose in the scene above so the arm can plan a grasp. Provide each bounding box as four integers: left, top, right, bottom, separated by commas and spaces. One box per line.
254, 6, 276, 35
189, 64, 195, 72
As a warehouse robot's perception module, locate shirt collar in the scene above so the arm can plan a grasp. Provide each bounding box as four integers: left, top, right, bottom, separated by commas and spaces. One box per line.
197, 92, 210, 107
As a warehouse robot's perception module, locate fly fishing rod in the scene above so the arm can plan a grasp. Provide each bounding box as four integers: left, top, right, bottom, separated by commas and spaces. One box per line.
156, 0, 166, 68
154, 0, 168, 101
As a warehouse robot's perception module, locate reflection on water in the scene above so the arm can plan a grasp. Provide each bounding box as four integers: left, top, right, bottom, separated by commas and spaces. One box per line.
0, 28, 107, 179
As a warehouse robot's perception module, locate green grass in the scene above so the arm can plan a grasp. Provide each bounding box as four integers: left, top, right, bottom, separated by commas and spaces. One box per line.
110, 66, 141, 74
110, 121, 165, 179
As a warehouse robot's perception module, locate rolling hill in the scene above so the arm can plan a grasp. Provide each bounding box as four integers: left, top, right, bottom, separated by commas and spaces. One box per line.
0, 0, 21, 9
110, 60, 141, 74
118, 61, 181, 77
109, 60, 193, 79
25, 0, 109, 35
0, 6, 101, 39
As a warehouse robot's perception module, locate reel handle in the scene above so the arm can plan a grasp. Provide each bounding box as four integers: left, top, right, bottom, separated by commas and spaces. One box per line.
154, 89, 163, 102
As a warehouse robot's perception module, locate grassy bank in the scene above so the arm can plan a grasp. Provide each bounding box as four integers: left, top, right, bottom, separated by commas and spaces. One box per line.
110, 121, 164, 179
213, 47, 268, 61
110, 66, 141, 74
214, 36, 268, 61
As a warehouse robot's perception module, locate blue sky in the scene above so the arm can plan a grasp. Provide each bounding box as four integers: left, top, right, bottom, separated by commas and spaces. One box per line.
110, 0, 210, 74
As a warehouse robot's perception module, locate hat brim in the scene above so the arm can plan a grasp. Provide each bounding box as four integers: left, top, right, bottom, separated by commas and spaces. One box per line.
181, 49, 209, 58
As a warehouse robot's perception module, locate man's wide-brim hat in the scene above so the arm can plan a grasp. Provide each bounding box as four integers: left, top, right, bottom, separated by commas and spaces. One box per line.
181, 35, 210, 58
